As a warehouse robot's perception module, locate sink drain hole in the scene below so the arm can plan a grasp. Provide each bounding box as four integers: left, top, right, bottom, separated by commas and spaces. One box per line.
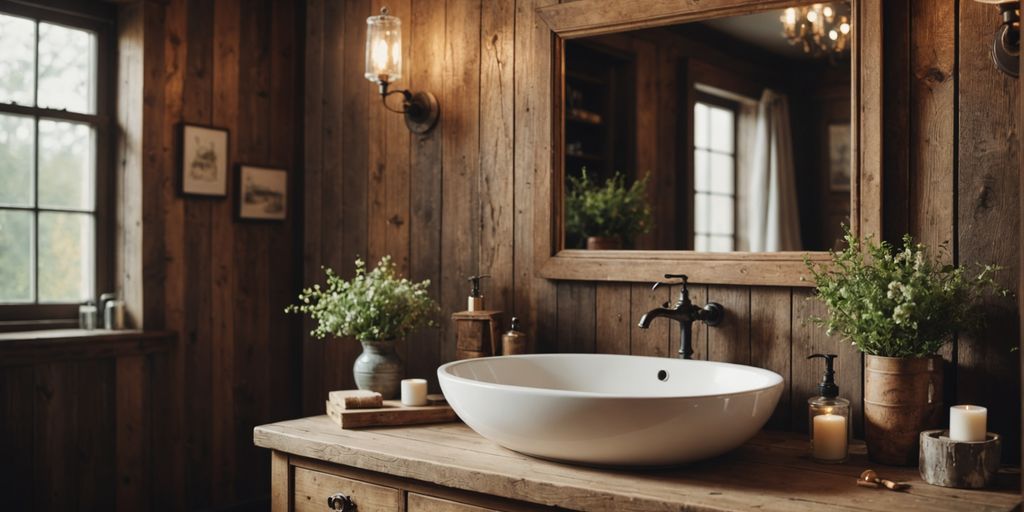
657, 369, 669, 381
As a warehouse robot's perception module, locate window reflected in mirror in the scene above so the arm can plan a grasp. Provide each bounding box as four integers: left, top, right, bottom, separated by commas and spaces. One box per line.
561, 2, 852, 252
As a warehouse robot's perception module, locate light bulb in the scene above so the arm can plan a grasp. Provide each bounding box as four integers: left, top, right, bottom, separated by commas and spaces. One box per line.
784, 7, 797, 25
806, 10, 818, 22
839, 22, 851, 35
829, 29, 838, 40
823, 5, 833, 17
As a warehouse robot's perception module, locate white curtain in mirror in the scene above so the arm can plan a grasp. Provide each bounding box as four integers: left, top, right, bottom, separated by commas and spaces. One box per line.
747, 89, 801, 252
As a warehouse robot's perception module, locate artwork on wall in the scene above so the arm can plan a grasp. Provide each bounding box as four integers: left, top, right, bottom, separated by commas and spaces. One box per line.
238, 165, 288, 220
181, 124, 229, 197
828, 123, 851, 192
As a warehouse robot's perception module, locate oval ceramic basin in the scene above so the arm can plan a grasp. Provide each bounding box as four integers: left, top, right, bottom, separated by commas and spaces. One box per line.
438, 353, 784, 466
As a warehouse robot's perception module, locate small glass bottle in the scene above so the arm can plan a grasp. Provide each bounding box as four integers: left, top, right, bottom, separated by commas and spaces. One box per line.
807, 354, 849, 463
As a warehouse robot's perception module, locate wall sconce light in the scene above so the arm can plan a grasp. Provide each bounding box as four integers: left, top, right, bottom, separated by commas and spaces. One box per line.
364, 6, 440, 133
976, 0, 1019, 78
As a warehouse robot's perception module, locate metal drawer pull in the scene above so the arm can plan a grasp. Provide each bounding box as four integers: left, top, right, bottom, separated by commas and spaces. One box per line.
327, 492, 357, 511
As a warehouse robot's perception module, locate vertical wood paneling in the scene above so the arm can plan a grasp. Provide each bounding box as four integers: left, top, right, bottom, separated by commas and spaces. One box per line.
210, 0, 240, 502
0, 367, 34, 511
881, 0, 911, 241
595, 284, 631, 354
120, 0, 305, 506
33, 363, 77, 510
750, 287, 792, 430
441, 0, 482, 362
408, 0, 446, 390
956, 0, 1021, 462
480, 0, 516, 318
301, 0, 326, 415
707, 285, 751, 364
629, 283, 670, 356
116, 356, 147, 510
556, 282, 596, 352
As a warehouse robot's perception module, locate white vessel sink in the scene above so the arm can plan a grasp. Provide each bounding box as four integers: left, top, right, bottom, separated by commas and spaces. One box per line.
438, 353, 784, 466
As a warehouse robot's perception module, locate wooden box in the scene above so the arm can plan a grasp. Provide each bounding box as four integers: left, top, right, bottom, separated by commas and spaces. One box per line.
451, 310, 503, 359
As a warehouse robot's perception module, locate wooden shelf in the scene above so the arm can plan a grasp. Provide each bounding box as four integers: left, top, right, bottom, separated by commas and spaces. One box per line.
255, 416, 1021, 512
566, 152, 605, 162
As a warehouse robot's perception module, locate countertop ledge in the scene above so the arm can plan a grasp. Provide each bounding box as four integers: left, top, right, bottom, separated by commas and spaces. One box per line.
254, 416, 1021, 512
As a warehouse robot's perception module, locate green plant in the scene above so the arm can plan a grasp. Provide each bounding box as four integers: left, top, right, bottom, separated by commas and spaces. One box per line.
805, 228, 1007, 358
286, 256, 439, 341
565, 168, 652, 245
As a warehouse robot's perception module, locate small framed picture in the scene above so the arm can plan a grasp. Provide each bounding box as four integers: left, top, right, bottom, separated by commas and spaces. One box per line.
180, 124, 229, 197
238, 165, 288, 221
828, 123, 851, 192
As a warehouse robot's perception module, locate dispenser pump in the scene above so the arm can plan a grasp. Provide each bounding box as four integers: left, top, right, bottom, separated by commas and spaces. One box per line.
467, 275, 490, 311
807, 353, 839, 398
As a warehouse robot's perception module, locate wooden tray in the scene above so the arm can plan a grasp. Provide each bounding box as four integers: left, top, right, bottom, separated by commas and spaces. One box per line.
325, 399, 459, 429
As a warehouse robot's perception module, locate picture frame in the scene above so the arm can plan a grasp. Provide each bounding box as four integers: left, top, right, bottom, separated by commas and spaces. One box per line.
828, 123, 852, 192
237, 165, 288, 221
180, 124, 229, 197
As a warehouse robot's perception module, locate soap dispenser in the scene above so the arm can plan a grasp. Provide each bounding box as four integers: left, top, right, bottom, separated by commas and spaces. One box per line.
807, 353, 849, 463
467, 275, 490, 311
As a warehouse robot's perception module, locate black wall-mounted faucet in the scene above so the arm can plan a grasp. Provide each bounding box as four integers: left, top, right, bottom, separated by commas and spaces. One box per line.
637, 274, 724, 359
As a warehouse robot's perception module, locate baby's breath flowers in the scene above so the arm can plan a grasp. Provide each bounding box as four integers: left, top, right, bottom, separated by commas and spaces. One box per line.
287, 256, 438, 341
805, 228, 1006, 358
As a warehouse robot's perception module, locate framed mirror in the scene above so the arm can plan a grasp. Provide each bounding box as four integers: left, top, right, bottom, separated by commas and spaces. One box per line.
533, 0, 881, 286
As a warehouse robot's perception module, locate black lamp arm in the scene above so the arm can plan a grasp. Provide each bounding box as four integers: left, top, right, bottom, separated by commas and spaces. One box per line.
378, 82, 414, 114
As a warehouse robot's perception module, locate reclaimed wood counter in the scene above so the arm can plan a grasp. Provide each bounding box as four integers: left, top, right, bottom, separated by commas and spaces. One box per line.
255, 416, 1021, 511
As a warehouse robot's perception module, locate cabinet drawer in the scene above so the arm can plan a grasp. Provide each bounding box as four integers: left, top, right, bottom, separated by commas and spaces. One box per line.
293, 467, 402, 511
408, 493, 499, 512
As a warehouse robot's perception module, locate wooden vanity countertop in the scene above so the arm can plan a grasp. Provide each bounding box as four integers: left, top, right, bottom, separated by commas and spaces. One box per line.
254, 416, 1021, 512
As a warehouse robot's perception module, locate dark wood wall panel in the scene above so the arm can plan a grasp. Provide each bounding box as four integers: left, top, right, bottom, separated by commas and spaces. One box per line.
118, 0, 305, 508
303, 0, 1020, 465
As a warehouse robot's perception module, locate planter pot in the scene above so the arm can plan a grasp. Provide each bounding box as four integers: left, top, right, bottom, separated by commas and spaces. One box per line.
864, 354, 944, 465
586, 236, 622, 250
353, 340, 404, 399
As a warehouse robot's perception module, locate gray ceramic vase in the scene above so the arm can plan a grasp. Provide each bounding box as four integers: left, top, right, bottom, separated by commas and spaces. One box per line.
353, 339, 404, 399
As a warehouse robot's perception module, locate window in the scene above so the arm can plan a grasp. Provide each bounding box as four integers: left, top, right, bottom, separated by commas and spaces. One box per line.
692, 97, 737, 252
0, 3, 112, 326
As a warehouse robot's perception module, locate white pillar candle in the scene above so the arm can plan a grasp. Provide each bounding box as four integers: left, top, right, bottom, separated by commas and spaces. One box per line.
401, 378, 428, 406
949, 405, 987, 442
812, 413, 848, 461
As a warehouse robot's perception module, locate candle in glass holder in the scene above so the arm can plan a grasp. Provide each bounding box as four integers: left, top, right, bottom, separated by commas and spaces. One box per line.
949, 405, 987, 442
812, 412, 848, 461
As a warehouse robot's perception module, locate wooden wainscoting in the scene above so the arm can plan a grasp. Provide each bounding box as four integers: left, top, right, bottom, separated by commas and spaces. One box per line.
0, 330, 175, 511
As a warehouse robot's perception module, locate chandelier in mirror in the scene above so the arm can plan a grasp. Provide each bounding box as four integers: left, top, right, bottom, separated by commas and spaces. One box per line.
780, 3, 851, 58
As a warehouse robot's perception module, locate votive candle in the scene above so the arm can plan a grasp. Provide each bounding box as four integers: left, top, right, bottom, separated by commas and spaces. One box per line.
949, 405, 987, 442
401, 378, 428, 406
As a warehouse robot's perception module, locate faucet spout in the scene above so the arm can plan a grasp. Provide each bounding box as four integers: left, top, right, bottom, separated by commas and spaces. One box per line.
637, 308, 673, 329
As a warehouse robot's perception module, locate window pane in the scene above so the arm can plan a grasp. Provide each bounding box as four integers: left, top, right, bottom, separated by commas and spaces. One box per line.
694, 193, 708, 234
0, 210, 34, 302
694, 149, 709, 192
694, 235, 708, 252
694, 102, 708, 148
38, 211, 94, 303
708, 106, 734, 153
708, 153, 734, 195
0, 113, 35, 207
0, 14, 36, 106
37, 22, 97, 114
38, 119, 95, 210
707, 195, 734, 235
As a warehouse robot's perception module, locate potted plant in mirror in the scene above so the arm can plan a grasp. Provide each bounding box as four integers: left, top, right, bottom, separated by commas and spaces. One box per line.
287, 256, 438, 399
566, 169, 652, 250
806, 229, 1005, 465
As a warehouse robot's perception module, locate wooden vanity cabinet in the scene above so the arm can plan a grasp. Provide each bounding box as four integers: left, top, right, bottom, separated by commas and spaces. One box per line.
274, 453, 553, 512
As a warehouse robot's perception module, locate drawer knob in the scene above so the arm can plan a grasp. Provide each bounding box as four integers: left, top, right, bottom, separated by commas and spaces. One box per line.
327, 493, 356, 511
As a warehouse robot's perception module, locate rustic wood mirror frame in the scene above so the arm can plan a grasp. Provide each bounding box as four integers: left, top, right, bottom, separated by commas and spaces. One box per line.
532, 0, 882, 287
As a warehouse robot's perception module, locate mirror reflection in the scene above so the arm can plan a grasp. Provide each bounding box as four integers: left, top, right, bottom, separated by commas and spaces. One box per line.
562, 3, 852, 252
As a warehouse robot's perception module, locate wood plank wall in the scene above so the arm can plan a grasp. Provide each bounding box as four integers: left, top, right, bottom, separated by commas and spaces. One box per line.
116, 0, 305, 508
0, 332, 174, 511
304, 0, 1019, 460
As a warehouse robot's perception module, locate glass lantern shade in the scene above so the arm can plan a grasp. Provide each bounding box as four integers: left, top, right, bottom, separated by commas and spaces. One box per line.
365, 8, 402, 84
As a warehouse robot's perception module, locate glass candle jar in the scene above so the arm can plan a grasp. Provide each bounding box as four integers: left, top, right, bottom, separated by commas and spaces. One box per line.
808, 397, 850, 463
